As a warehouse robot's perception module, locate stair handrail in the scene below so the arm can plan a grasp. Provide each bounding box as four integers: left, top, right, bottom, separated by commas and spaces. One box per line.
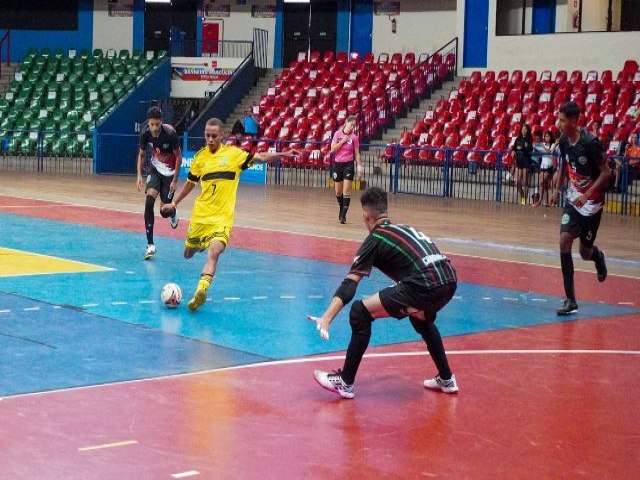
0, 30, 10, 77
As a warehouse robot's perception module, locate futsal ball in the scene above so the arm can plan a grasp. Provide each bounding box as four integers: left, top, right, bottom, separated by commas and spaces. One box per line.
161, 283, 183, 308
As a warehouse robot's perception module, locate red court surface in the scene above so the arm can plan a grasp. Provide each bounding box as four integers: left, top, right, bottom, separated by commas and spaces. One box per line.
2, 314, 639, 479
1, 194, 639, 479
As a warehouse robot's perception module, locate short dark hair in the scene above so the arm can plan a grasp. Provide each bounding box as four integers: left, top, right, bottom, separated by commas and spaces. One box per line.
206, 117, 223, 128
559, 101, 580, 120
147, 106, 162, 120
361, 187, 388, 215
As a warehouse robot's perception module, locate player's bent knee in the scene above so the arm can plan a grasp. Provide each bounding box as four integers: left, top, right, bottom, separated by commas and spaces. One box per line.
349, 300, 374, 335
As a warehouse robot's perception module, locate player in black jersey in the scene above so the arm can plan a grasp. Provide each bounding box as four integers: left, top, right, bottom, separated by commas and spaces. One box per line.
550, 101, 610, 315
136, 107, 183, 260
308, 187, 458, 399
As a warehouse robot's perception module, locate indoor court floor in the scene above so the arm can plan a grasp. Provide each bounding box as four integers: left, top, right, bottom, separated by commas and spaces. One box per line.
0, 173, 638, 479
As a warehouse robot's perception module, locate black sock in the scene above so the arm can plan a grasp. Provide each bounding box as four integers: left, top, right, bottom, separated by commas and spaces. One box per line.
144, 195, 155, 245
341, 307, 374, 385
589, 245, 601, 263
336, 195, 344, 208
410, 317, 452, 379
341, 195, 351, 219
560, 252, 575, 301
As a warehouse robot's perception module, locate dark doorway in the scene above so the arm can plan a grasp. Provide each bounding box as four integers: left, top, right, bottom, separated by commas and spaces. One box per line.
144, 0, 198, 56
282, 0, 337, 67
621, 0, 640, 31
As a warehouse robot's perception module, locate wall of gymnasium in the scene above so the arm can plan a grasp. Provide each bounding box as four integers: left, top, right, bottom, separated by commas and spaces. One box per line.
92, 0, 134, 52
201, 0, 276, 68
370, 0, 457, 57
456, 0, 640, 74
1, 0, 94, 62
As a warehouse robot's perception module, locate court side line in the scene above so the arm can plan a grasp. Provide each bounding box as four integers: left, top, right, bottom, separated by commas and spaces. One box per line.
2, 349, 639, 401
2, 193, 638, 278
0, 246, 115, 273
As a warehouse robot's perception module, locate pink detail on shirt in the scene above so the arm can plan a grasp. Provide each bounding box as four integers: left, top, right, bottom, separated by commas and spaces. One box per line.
332, 130, 359, 163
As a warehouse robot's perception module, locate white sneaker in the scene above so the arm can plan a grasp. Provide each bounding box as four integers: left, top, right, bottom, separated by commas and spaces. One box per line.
314, 369, 354, 399
424, 374, 459, 394
169, 209, 179, 229
144, 244, 156, 260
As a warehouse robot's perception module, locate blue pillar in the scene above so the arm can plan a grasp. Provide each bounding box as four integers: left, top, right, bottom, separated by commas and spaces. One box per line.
133, 0, 144, 52
274, 0, 283, 68
463, 0, 489, 68
336, 0, 351, 53
350, 0, 373, 56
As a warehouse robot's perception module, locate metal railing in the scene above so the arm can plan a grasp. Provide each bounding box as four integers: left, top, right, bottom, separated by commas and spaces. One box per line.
0, 30, 10, 77
169, 38, 254, 59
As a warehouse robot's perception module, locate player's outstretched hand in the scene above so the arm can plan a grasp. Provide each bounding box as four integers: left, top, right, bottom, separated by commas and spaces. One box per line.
306, 315, 330, 340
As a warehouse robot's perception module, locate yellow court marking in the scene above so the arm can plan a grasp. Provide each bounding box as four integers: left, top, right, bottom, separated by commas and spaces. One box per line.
0, 247, 113, 277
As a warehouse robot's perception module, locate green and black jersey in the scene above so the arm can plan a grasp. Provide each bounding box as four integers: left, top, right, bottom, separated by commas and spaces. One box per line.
349, 220, 457, 287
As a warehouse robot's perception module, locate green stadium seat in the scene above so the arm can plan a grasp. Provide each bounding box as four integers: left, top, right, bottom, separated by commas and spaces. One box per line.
92, 48, 103, 59
79, 49, 90, 60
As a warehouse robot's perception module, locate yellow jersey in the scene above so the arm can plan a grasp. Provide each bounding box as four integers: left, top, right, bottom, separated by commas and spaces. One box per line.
187, 144, 254, 225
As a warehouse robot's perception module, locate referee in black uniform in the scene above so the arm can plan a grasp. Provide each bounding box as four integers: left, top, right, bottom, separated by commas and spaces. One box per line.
308, 187, 459, 399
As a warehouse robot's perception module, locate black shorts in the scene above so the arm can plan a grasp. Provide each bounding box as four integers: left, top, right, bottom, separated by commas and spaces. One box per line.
146, 168, 174, 204
332, 161, 355, 182
515, 156, 531, 169
560, 204, 602, 248
379, 281, 457, 321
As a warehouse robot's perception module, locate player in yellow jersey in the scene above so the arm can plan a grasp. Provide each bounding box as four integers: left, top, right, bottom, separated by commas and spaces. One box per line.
162, 118, 299, 312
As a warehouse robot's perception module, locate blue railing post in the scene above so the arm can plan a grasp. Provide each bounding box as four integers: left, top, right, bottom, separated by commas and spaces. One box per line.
619, 156, 629, 216
37, 130, 43, 172
392, 145, 401, 193
441, 148, 450, 197
496, 151, 503, 202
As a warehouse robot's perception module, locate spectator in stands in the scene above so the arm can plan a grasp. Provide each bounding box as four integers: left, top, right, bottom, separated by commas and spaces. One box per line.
613, 132, 640, 192
242, 111, 260, 137
533, 131, 558, 207
330, 115, 363, 224
589, 121, 601, 141
511, 124, 533, 205
231, 119, 245, 139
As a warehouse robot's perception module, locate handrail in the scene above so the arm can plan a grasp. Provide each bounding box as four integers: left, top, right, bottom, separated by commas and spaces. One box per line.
355, 37, 458, 141
187, 48, 255, 133
0, 30, 10, 77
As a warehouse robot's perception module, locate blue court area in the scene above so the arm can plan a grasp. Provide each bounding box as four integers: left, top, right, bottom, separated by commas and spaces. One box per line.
1, 212, 637, 396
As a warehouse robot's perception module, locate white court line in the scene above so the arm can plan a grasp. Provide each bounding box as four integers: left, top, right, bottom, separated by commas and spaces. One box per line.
52, 305, 62, 309
502, 297, 519, 301
0, 309, 11, 313
252, 296, 268, 300
482, 297, 492, 300
172, 471, 200, 479
3, 349, 639, 401
139, 300, 155, 304
531, 298, 548, 302
453, 296, 462, 300
111, 301, 128, 306
280, 295, 296, 299
224, 297, 241, 301
125, 271, 136, 275
78, 440, 138, 452
5, 191, 639, 279
618, 302, 635, 306
307, 295, 323, 299
82, 303, 99, 308
23, 307, 40, 311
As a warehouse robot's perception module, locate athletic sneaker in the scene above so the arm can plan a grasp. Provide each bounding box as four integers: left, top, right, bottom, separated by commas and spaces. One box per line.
595, 250, 607, 283
170, 209, 179, 229
557, 298, 578, 316
313, 369, 354, 399
144, 244, 156, 260
424, 374, 459, 394
187, 288, 207, 312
